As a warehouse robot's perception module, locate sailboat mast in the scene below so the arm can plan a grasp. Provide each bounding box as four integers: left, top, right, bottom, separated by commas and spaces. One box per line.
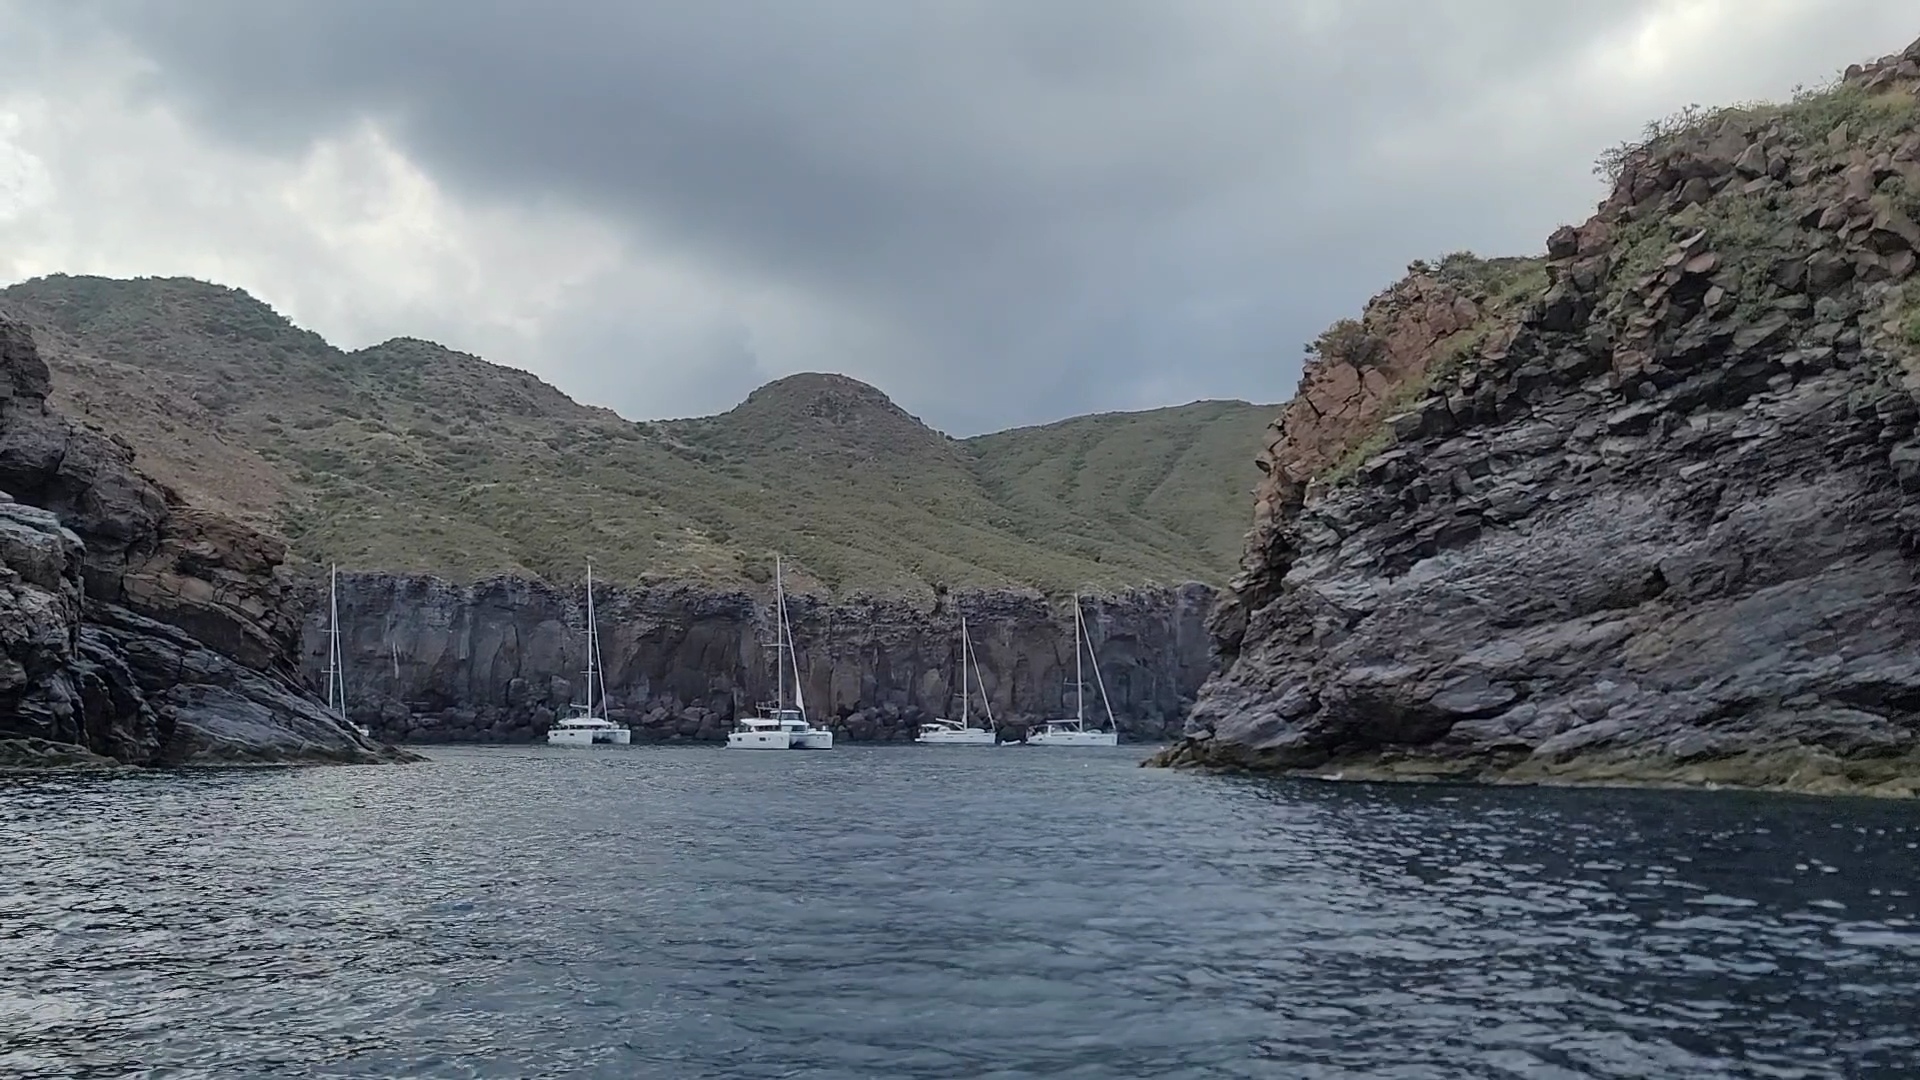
775, 555, 787, 711
960, 612, 970, 727
1073, 593, 1083, 723
1082, 597, 1118, 733
584, 562, 596, 717
326, 562, 343, 716
969, 623, 996, 727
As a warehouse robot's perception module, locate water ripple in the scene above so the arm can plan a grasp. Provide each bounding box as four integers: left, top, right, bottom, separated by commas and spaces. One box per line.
2, 748, 1916, 1078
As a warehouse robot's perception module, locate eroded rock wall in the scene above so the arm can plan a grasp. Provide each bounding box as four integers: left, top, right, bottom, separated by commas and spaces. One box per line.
304, 573, 1214, 744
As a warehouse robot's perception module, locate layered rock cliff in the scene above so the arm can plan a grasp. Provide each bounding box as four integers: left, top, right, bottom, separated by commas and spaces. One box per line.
0, 317, 411, 767
304, 573, 1212, 744
1155, 41, 1920, 796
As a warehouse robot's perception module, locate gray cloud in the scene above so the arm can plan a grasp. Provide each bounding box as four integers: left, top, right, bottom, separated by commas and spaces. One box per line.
4, 1, 1917, 433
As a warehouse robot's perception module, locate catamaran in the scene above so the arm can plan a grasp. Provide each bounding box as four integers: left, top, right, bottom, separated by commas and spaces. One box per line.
1028, 592, 1120, 746
729, 555, 833, 750
917, 612, 996, 745
322, 563, 373, 740
546, 562, 632, 747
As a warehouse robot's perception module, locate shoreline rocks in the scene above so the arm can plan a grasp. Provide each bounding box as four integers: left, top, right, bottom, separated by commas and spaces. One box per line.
1, 316, 416, 768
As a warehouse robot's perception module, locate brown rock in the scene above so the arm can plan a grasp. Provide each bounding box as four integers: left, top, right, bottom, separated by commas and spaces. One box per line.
1547, 225, 1579, 259
1734, 142, 1768, 178
1576, 222, 1614, 256
1843, 161, 1878, 203
1567, 257, 1606, 292
1259, 271, 1510, 498
1870, 200, 1920, 252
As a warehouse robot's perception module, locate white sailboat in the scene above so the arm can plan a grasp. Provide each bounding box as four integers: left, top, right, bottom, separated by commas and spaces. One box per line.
729, 555, 834, 750
1028, 592, 1120, 746
917, 612, 996, 745
546, 562, 632, 746
323, 563, 373, 740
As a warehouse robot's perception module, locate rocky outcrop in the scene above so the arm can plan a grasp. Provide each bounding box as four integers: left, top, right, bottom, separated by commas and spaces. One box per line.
1223, 256, 1543, 657
1156, 41, 1920, 797
304, 573, 1213, 744
0, 316, 411, 766
1265, 257, 1538, 486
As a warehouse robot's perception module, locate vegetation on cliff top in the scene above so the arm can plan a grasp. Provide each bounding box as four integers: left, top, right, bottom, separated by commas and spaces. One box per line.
1593, 74, 1919, 184
1, 275, 1272, 595
1315, 252, 1548, 485
1306, 59, 1920, 488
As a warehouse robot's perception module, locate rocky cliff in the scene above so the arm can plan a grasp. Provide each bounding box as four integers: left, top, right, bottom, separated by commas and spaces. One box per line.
305, 572, 1213, 744
1154, 40, 1920, 797
0, 317, 412, 767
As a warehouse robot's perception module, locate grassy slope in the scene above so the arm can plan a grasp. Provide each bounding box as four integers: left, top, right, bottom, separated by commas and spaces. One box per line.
1, 274, 1274, 595
965, 402, 1270, 583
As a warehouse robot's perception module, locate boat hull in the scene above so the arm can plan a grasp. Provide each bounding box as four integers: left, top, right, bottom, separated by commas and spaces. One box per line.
916, 728, 995, 745
728, 730, 793, 749
546, 727, 632, 746
1026, 730, 1119, 747
790, 729, 834, 750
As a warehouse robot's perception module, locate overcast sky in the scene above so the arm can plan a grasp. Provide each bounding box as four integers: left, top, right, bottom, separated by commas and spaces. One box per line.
0, 2, 1912, 434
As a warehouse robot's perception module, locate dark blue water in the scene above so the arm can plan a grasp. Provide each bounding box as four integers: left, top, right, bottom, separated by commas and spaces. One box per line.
2, 746, 1917, 1078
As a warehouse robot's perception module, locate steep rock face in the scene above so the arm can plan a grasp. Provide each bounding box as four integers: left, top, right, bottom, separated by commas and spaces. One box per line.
306, 573, 1213, 744
0, 317, 409, 766
1221, 257, 1542, 659
1160, 43, 1920, 796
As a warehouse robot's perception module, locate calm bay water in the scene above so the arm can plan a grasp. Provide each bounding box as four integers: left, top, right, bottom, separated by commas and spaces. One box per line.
2, 745, 1917, 1078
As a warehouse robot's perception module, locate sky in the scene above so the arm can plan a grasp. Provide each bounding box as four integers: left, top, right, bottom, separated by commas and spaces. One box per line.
0, 2, 1913, 435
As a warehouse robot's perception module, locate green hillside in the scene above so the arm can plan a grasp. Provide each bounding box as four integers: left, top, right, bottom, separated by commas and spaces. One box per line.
1, 274, 1273, 596
968, 403, 1268, 587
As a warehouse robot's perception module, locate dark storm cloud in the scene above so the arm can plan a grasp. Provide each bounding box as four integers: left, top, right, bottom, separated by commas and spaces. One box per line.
14, 1, 1917, 431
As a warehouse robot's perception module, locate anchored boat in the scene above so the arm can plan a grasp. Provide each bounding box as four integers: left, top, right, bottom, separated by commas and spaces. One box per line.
322, 563, 373, 740
917, 612, 995, 745
547, 563, 631, 747
729, 555, 833, 750
1028, 592, 1119, 746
